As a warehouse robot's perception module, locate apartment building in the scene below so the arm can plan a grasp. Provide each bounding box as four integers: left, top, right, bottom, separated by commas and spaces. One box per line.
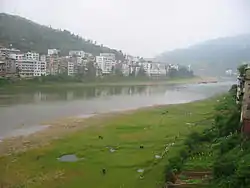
16, 60, 46, 77
67, 62, 75, 76
8, 53, 24, 61
100, 53, 116, 61
95, 53, 116, 74
0, 59, 5, 77
0, 48, 21, 56
142, 62, 152, 75
40, 55, 46, 62
16, 60, 34, 77
96, 56, 116, 74
34, 61, 46, 76
69, 50, 85, 58
0, 51, 18, 77
25, 52, 39, 61
46, 55, 59, 75
48, 49, 60, 56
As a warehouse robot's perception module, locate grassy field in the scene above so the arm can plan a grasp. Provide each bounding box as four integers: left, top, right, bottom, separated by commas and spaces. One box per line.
0, 98, 217, 188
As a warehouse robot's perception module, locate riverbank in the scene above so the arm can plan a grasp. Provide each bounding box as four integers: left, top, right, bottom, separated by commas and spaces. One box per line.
0, 76, 217, 91
0, 97, 217, 188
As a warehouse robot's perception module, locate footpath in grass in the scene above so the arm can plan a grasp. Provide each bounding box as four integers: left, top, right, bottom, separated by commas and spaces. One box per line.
0, 98, 217, 188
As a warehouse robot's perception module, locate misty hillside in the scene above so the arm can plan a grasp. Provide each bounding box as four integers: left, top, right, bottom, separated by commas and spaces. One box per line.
157, 34, 250, 75
0, 13, 124, 60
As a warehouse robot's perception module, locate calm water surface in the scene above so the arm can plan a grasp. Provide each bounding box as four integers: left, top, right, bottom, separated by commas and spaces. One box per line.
0, 81, 235, 138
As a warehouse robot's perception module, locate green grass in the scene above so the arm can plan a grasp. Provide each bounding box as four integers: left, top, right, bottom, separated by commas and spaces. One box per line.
0, 98, 217, 188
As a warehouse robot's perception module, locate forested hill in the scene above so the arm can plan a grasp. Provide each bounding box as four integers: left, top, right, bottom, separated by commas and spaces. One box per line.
0, 13, 124, 60
157, 34, 250, 75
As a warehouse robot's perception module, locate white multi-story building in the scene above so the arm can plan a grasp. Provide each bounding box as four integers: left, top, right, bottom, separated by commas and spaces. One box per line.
17, 60, 46, 77
40, 55, 46, 62
69, 50, 85, 58
96, 55, 116, 74
0, 48, 21, 56
67, 62, 76, 76
34, 61, 46, 76
25, 52, 39, 61
48, 49, 60, 56
17, 60, 35, 77
142, 62, 152, 75
99, 53, 116, 61
7, 53, 24, 61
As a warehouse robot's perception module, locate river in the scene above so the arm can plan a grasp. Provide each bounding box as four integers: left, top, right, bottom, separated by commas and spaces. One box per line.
0, 81, 235, 138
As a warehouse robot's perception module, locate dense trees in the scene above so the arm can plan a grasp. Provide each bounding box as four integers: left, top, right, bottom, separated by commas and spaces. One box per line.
167, 66, 193, 78
0, 13, 124, 60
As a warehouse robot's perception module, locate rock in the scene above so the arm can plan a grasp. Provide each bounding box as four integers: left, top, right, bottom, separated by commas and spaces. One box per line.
155, 155, 162, 159
110, 148, 116, 153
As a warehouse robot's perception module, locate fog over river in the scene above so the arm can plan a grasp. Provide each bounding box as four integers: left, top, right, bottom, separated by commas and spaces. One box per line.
0, 81, 235, 138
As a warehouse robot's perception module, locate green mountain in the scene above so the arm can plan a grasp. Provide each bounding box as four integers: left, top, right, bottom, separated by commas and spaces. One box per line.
0, 13, 124, 60
157, 34, 250, 76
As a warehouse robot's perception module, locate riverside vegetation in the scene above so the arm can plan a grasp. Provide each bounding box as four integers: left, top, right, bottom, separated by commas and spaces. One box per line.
165, 84, 250, 188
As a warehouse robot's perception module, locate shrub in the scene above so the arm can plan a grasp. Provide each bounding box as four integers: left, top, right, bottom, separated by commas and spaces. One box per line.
234, 154, 250, 187
179, 147, 189, 161
219, 133, 241, 155
184, 132, 201, 149
167, 156, 183, 173
213, 155, 237, 179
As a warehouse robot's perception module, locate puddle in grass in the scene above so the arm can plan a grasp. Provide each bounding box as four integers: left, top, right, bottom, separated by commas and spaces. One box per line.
58, 154, 84, 162
137, 169, 144, 173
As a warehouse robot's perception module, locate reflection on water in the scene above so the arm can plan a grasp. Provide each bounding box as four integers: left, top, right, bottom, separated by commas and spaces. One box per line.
0, 86, 170, 106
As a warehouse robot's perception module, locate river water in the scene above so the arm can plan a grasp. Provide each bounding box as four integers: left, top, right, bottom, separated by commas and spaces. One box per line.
0, 81, 235, 138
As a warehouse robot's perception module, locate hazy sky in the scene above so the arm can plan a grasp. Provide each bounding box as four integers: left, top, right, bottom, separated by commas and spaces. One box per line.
1, 0, 250, 57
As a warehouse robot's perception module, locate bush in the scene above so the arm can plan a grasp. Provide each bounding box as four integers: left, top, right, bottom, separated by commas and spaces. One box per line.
213, 154, 237, 179
199, 127, 218, 142
184, 132, 202, 149
234, 154, 250, 187
219, 133, 241, 155
179, 147, 189, 161
167, 156, 184, 173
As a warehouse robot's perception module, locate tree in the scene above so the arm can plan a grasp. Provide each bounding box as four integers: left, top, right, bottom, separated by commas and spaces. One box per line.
85, 61, 96, 80
237, 64, 248, 77
0, 13, 125, 60
137, 65, 146, 77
